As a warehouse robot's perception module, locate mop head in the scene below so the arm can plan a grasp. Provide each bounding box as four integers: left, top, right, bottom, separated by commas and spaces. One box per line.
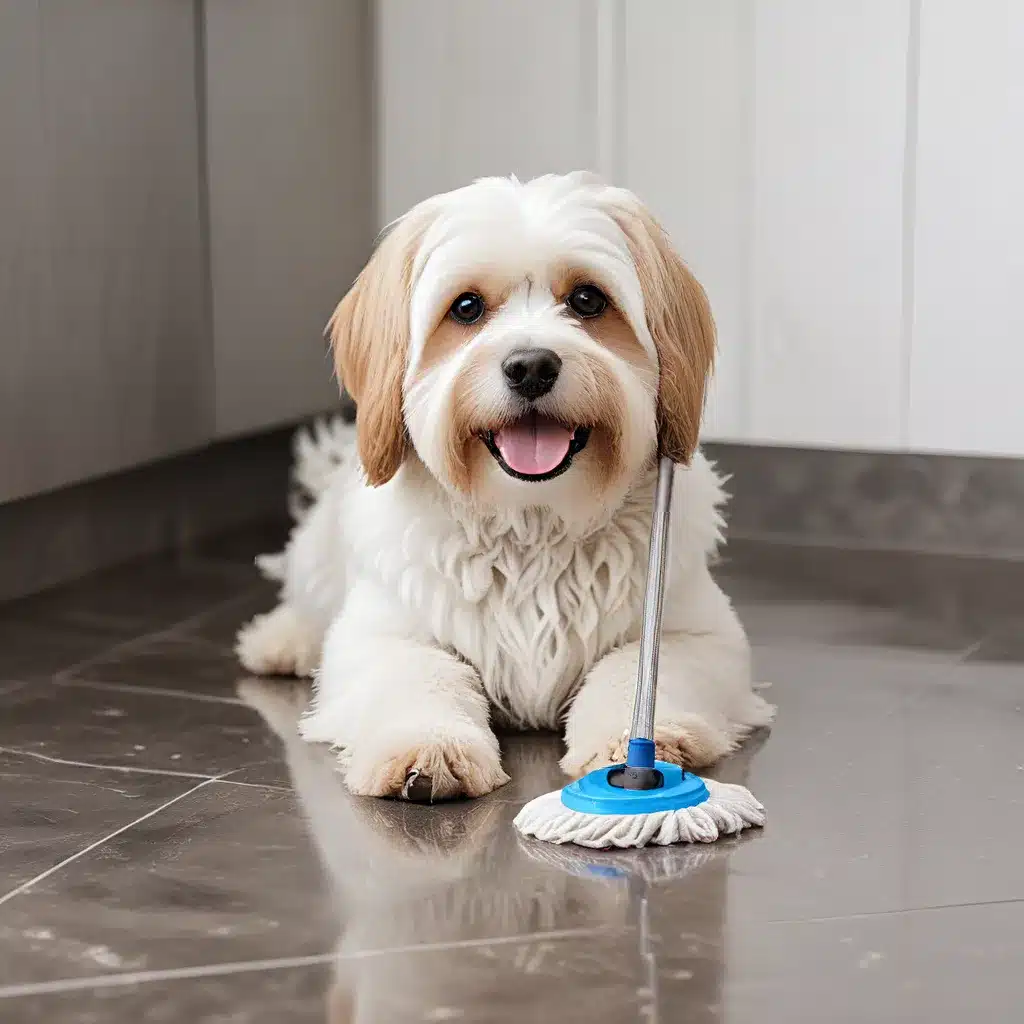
514, 761, 764, 849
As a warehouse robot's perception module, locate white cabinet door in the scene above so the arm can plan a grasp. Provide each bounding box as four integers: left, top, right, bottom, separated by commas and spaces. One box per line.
623, 0, 752, 441
205, 0, 373, 438
377, 0, 599, 224
624, 0, 911, 449
750, 1, 910, 449
909, 0, 1024, 456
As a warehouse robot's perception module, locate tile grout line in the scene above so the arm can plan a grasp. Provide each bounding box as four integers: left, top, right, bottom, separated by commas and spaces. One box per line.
0, 927, 620, 1000
144, 581, 276, 639
0, 779, 216, 908
209, 779, 292, 793
0, 746, 292, 792
52, 678, 249, 707
50, 583, 272, 684
210, 764, 293, 793
0, 746, 212, 780
27, 581, 274, 708
762, 895, 1024, 927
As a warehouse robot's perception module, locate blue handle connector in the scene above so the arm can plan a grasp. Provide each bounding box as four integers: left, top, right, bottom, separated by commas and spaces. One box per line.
561, 761, 710, 816
626, 737, 656, 770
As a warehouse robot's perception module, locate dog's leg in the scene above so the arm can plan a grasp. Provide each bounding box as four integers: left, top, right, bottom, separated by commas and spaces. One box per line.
236, 604, 324, 678
236, 468, 348, 680
299, 584, 508, 801
561, 575, 775, 778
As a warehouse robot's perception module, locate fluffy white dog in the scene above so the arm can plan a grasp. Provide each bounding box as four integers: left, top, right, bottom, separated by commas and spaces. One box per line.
237, 172, 773, 801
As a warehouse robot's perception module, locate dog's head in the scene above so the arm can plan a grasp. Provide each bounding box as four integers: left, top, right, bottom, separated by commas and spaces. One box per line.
331, 173, 714, 519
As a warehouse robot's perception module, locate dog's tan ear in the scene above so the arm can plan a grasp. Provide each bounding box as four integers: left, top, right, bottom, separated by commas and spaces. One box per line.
328, 213, 429, 487
609, 199, 715, 464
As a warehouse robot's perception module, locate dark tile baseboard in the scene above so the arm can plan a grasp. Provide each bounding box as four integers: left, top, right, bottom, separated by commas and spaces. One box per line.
0, 429, 298, 602
4, 432, 1020, 603
717, 536, 1024, 634
706, 443, 1024, 561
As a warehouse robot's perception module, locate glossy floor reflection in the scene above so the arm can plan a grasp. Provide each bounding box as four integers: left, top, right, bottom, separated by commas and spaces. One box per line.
0, 535, 1021, 1022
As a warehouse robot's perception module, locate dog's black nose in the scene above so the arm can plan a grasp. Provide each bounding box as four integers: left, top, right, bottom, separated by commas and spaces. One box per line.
501, 349, 562, 401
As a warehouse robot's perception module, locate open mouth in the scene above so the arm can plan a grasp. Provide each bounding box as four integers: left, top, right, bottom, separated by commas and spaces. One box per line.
481, 411, 591, 482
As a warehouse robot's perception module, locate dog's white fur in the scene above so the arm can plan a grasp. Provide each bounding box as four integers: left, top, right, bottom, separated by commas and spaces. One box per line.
237, 173, 773, 800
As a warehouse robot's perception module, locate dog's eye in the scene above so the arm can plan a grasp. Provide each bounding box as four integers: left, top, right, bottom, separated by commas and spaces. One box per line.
449, 292, 485, 325
566, 284, 607, 319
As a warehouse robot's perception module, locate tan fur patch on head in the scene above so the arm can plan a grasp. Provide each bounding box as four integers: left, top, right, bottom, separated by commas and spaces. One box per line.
578, 304, 655, 373
415, 273, 515, 377
417, 315, 483, 378
329, 210, 434, 487
550, 265, 654, 372
606, 201, 716, 464
561, 356, 630, 489
549, 264, 586, 304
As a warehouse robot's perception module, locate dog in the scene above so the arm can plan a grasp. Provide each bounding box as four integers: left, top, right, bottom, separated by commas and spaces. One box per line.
236, 172, 774, 801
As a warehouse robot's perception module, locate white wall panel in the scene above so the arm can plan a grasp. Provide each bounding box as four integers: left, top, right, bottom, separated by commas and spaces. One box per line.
622, 1, 911, 449
377, 0, 598, 224
623, 0, 752, 441
909, 0, 1024, 456
377, 0, 1024, 458
749, 1, 910, 449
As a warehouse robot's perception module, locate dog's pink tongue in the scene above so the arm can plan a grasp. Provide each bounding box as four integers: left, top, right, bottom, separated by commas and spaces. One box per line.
494, 417, 572, 476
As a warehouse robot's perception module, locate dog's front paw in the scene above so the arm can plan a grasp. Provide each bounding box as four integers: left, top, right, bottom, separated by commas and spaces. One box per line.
561, 716, 737, 779
236, 605, 322, 678
342, 725, 510, 802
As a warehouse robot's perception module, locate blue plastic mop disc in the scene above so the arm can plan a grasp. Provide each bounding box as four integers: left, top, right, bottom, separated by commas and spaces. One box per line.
560, 761, 710, 816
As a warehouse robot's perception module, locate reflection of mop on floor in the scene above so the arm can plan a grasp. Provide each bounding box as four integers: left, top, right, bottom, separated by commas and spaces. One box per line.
518, 838, 729, 1024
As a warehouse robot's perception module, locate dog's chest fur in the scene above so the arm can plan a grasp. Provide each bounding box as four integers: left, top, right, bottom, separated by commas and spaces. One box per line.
387, 488, 654, 729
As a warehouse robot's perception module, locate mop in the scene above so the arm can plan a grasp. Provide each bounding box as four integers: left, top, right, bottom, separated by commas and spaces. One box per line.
514, 455, 766, 849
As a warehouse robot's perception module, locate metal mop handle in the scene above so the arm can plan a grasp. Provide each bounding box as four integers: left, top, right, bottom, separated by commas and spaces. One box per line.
623, 455, 675, 786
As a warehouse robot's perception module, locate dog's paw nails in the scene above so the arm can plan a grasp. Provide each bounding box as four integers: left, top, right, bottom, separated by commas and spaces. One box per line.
345, 731, 510, 801
401, 769, 435, 803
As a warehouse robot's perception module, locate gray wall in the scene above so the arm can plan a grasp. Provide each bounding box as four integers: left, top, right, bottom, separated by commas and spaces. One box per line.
0, 1, 210, 503
0, 0, 373, 505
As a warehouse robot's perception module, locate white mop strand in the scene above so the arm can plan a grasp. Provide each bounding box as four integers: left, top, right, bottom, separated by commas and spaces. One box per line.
513, 778, 765, 849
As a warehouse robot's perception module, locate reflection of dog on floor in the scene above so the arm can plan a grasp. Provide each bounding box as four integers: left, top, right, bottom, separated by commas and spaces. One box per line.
239, 679, 740, 1024
239, 679, 770, 1024
237, 172, 774, 802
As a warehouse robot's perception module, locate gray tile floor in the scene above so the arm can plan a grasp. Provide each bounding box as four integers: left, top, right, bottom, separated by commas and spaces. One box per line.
0, 527, 1021, 1022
